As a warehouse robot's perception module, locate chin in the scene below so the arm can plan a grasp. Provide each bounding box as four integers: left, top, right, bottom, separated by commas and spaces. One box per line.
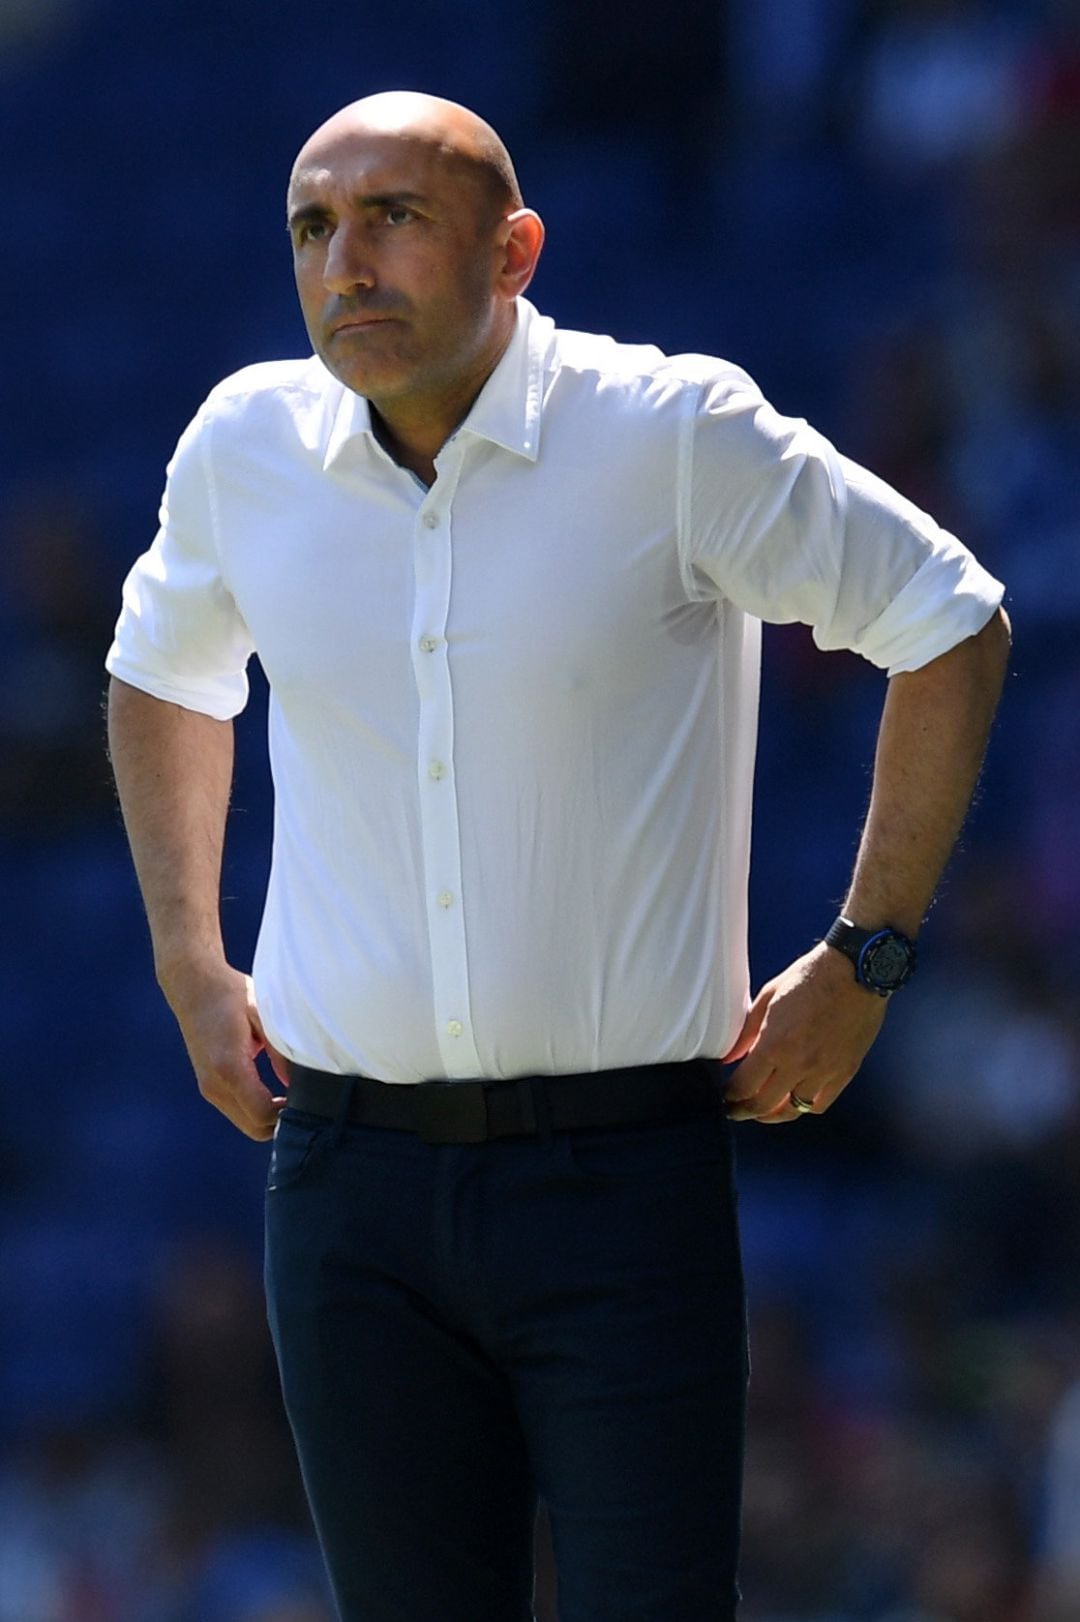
320, 355, 405, 399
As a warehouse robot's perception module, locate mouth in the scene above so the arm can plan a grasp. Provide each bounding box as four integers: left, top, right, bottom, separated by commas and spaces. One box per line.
330, 316, 402, 337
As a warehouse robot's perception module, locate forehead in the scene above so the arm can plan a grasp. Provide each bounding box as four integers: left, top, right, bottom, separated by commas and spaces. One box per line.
288, 128, 465, 206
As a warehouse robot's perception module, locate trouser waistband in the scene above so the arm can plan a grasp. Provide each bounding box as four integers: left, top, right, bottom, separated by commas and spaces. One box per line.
284, 1059, 724, 1145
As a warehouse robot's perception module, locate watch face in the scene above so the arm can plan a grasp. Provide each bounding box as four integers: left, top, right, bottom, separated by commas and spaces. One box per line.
861, 934, 914, 990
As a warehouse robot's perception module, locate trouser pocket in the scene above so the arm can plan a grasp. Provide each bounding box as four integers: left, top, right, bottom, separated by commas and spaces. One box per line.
266, 1108, 330, 1191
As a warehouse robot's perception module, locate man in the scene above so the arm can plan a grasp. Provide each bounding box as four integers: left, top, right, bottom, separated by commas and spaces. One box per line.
107, 91, 1010, 1621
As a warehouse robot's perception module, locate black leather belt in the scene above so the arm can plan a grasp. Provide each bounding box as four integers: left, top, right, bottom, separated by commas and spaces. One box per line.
285, 1059, 724, 1145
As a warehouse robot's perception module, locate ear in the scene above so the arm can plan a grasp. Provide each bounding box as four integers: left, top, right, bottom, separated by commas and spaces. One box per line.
495, 209, 545, 301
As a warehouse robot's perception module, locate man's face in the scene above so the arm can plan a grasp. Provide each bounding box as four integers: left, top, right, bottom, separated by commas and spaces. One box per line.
287, 127, 505, 407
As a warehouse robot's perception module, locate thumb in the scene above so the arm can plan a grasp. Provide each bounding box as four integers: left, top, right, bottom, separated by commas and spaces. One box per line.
263, 1039, 291, 1092
720, 984, 774, 1064
245, 978, 291, 1094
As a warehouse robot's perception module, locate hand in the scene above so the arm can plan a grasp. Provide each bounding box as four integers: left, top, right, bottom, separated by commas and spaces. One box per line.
162, 962, 290, 1141
721, 942, 888, 1123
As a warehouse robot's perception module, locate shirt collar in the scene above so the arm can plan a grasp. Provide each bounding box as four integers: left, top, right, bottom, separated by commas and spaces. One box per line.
321, 296, 549, 473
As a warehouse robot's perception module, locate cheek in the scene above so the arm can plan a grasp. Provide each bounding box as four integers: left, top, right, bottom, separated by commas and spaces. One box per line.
412, 260, 495, 344
292, 268, 319, 331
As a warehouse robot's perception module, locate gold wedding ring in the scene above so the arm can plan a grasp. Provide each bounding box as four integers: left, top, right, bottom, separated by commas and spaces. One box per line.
789, 1092, 815, 1115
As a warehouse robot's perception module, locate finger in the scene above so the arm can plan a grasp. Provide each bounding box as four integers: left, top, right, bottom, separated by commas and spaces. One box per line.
763, 1090, 819, 1125
263, 1041, 292, 1091
762, 1068, 857, 1125
227, 1094, 281, 1141
723, 1036, 785, 1109
250, 1020, 291, 1091
728, 1064, 831, 1121
229, 1066, 282, 1137
245, 979, 292, 1091
731, 1095, 816, 1125
797, 1068, 858, 1117
200, 1057, 281, 1141
725, 1069, 783, 1121
720, 989, 773, 1065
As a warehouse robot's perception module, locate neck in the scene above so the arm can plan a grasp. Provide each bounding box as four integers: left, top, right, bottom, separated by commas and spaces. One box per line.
369, 404, 449, 487
370, 313, 515, 486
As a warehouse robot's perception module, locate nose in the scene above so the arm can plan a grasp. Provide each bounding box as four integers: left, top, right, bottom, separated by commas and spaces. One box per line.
322, 222, 375, 295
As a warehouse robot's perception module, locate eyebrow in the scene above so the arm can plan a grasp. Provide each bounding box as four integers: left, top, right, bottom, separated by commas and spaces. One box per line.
286, 191, 429, 230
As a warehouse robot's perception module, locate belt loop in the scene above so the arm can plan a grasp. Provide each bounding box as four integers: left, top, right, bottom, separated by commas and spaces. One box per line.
527, 1077, 554, 1145
326, 1075, 356, 1150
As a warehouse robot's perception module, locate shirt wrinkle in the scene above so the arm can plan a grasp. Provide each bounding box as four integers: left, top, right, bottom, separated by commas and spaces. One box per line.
105, 297, 1005, 1080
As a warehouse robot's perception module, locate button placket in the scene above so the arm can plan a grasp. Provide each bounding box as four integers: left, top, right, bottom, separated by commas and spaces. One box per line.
410, 462, 481, 1077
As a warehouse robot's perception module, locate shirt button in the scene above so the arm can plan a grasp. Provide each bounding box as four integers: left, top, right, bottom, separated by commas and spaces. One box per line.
423, 512, 439, 529
446, 1019, 463, 1038
419, 634, 439, 653
428, 760, 447, 781
437, 890, 454, 908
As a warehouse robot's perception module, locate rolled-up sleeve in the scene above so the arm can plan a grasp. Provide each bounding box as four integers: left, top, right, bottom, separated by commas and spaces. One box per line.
680, 369, 1005, 675
105, 406, 254, 718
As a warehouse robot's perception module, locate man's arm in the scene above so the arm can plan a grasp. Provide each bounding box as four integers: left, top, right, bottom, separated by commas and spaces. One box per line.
107, 676, 286, 1140
723, 605, 1011, 1123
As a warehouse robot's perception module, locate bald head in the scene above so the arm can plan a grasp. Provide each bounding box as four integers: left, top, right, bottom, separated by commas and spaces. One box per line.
285, 90, 544, 439
292, 91, 522, 222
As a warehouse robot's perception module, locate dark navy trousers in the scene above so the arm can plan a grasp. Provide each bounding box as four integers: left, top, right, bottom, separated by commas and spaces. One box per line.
264, 1099, 747, 1621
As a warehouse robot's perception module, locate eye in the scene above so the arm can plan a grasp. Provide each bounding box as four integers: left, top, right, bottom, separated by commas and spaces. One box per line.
385, 205, 415, 227
298, 219, 330, 244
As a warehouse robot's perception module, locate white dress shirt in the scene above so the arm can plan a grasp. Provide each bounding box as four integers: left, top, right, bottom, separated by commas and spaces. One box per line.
107, 298, 1005, 1083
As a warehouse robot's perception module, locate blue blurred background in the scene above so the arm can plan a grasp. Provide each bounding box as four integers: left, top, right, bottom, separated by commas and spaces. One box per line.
2, 0, 1078, 1617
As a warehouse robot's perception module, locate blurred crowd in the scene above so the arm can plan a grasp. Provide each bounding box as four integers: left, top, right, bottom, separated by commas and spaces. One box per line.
2, 0, 1078, 1617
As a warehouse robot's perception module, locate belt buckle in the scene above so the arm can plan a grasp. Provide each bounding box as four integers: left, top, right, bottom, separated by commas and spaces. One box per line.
414, 1080, 490, 1145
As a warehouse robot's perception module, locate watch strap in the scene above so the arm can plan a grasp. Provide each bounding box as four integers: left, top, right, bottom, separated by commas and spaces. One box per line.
824, 915, 917, 994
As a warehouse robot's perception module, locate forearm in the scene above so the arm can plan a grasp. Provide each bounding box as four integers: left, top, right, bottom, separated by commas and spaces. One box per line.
844, 607, 1011, 937
107, 676, 234, 995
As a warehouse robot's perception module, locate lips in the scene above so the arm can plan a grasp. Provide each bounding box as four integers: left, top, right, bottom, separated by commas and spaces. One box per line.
330, 316, 400, 337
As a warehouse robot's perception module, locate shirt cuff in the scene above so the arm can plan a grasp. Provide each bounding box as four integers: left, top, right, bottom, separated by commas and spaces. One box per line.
839, 550, 1006, 676
105, 647, 249, 721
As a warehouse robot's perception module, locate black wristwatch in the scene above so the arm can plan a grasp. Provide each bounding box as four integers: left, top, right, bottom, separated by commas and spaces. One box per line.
824, 915, 917, 996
